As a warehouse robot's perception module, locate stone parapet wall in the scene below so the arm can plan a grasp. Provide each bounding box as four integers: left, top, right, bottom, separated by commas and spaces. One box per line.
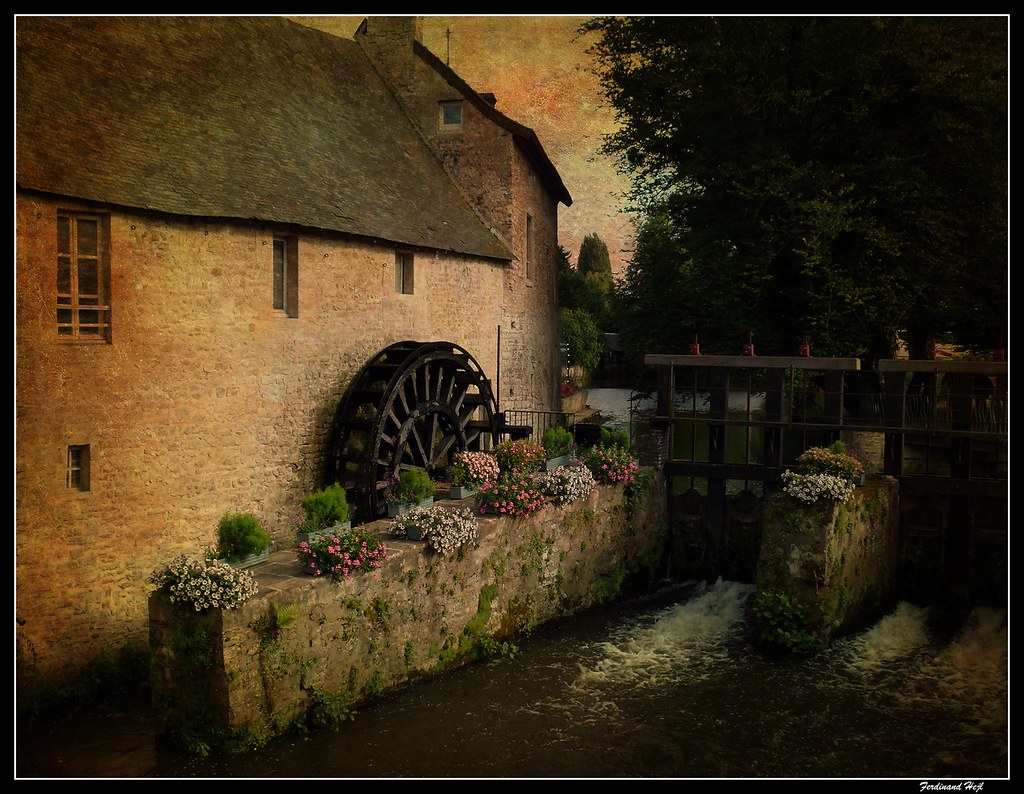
149, 476, 667, 748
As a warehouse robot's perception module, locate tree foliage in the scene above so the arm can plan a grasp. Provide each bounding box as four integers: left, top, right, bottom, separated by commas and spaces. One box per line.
558, 236, 616, 330
584, 16, 1008, 363
560, 307, 603, 373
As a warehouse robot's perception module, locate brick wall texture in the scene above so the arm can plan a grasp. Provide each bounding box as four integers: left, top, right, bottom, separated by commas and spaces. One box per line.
17, 17, 567, 694
16, 188, 558, 691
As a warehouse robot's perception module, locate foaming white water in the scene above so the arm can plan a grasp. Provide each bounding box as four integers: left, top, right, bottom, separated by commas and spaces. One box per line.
575, 578, 755, 689
920, 606, 1009, 730
830, 600, 1008, 752
840, 601, 934, 675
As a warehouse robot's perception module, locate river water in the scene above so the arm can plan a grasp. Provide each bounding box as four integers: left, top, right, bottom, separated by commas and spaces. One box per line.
17, 579, 1008, 780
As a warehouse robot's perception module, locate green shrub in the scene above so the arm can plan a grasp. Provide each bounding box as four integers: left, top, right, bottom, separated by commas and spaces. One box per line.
751, 590, 826, 654
599, 427, 631, 450
216, 512, 270, 557
386, 469, 435, 505
542, 426, 574, 457
301, 483, 350, 529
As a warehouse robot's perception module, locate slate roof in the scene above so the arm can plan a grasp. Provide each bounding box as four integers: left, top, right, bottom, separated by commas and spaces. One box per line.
16, 15, 524, 261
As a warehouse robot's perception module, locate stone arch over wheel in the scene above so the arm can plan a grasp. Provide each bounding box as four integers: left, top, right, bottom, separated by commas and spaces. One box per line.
325, 341, 500, 522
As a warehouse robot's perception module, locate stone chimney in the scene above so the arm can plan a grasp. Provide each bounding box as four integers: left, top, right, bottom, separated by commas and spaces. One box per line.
354, 16, 424, 94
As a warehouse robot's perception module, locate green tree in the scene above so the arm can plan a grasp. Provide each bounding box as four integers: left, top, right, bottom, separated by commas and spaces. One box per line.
577, 233, 615, 328
584, 16, 1008, 362
557, 244, 583, 309
560, 308, 603, 373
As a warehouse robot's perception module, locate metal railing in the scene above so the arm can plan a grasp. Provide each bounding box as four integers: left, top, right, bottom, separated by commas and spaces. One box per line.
499, 410, 575, 445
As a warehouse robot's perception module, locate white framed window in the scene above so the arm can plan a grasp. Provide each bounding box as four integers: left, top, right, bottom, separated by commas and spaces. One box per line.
67, 444, 91, 491
57, 211, 110, 342
439, 100, 463, 130
396, 251, 414, 294
273, 236, 299, 317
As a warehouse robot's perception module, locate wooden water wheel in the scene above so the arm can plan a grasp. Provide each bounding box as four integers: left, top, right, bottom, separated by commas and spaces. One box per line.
325, 341, 500, 522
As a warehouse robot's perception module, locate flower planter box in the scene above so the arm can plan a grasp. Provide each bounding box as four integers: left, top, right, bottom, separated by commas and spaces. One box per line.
542, 454, 574, 471
217, 549, 270, 570
388, 497, 433, 517
296, 522, 351, 546
405, 525, 425, 541
448, 485, 477, 500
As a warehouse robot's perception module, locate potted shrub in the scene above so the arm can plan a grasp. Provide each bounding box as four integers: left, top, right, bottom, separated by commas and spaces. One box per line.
781, 441, 864, 504
580, 444, 639, 485
796, 441, 865, 485
475, 471, 548, 518
384, 469, 436, 517
492, 438, 546, 476
296, 483, 350, 545
150, 554, 259, 612
535, 461, 595, 506
214, 511, 271, 569
781, 468, 855, 504
388, 505, 478, 556
541, 426, 575, 470
448, 450, 500, 499
599, 426, 631, 451
294, 526, 390, 580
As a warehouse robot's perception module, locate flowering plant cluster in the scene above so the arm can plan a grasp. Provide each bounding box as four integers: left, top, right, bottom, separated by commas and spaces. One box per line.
559, 381, 575, 397
782, 469, 855, 504
149, 555, 258, 612
796, 444, 864, 482
492, 439, 547, 474
449, 450, 501, 489
535, 462, 595, 506
581, 444, 639, 484
476, 472, 548, 518
295, 528, 391, 580
390, 505, 478, 556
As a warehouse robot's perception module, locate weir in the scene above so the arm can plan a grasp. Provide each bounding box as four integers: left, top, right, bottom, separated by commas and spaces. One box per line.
643, 354, 1008, 597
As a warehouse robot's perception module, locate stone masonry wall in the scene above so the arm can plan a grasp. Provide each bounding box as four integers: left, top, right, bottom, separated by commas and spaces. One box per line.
15, 193, 549, 693
357, 18, 562, 412
148, 476, 668, 747
756, 476, 901, 642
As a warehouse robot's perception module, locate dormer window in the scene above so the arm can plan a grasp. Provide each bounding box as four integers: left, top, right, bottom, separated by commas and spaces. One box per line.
439, 100, 463, 130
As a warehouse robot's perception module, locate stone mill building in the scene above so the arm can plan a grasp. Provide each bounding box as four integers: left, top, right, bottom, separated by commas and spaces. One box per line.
15, 16, 572, 694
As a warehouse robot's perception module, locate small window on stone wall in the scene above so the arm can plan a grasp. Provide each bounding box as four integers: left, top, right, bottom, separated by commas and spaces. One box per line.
396, 251, 414, 294
67, 444, 90, 491
273, 236, 299, 317
439, 100, 463, 129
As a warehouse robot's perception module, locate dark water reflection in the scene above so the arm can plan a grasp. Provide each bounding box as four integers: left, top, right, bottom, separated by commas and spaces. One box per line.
18, 579, 1007, 780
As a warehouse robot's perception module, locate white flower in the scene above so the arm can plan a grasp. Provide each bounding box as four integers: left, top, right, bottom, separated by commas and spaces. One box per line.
388, 505, 478, 556
535, 462, 595, 505
150, 555, 258, 611
782, 470, 855, 504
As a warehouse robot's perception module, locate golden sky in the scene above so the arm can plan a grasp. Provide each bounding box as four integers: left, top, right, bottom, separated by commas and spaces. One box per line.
290, 15, 633, 276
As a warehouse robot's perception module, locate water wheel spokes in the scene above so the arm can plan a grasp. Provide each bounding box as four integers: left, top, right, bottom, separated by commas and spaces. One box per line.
327, 341, 498, 521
